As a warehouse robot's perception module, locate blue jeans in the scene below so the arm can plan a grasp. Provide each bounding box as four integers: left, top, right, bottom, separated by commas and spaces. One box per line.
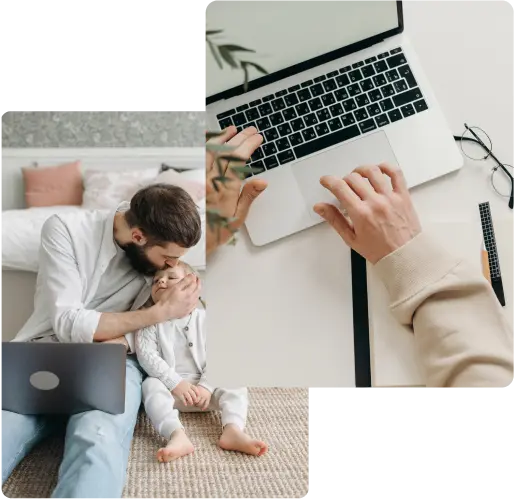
2, 356, 143, 498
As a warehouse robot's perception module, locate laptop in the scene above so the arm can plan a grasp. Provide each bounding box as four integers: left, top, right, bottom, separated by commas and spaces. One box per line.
2, 342, 126, 415
206, 1, 463, 246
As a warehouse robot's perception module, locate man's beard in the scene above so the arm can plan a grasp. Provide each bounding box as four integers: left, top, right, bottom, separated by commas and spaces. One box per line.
120, 242, 164, 276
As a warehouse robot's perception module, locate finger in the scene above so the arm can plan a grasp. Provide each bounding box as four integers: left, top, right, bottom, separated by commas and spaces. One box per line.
203, 400, 209, 410
353, 165, 390, 194
181, 395, 188, 406
313, 203, 355, 246
184, 393, 193, 406
320, 176, 361, 214
377, 163, 408, 194
344, 172, 376, 200
191, 385, 200, 397
178, 273, 197, 291
230, 179, 268, 230
222, 126, 262, 158
206, 126, 238, 168
189, 389, 198, 403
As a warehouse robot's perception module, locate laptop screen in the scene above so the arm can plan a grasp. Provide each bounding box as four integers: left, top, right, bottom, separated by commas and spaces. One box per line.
207, 1, 401, 101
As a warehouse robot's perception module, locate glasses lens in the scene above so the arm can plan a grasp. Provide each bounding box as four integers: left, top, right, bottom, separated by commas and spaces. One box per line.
491, 164, 513, 197
460, 126, 492, 160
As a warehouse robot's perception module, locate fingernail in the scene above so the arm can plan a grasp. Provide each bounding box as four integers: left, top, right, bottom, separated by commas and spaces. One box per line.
314, 206, 324, 216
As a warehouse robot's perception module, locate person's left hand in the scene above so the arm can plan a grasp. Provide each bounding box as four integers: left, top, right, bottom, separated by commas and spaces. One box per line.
206, 126, 268, 255
195, 385, 212, 410
102, 336, 129, 352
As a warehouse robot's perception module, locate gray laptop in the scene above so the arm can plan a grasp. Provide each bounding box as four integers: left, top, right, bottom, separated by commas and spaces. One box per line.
2, 342, 126, 415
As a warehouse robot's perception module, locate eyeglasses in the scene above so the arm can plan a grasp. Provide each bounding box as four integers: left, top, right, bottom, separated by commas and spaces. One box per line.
454, 124, 513, 209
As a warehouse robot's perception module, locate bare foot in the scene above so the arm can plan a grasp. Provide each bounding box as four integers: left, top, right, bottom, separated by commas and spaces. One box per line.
219, 424, 268, 456
157, 429, 194, 463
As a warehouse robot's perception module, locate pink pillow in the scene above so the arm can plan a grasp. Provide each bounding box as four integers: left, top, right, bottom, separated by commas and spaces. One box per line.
22, 161, 83, 207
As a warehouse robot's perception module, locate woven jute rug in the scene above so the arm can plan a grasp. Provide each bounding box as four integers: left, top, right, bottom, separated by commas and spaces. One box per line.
3, 388, 308, 498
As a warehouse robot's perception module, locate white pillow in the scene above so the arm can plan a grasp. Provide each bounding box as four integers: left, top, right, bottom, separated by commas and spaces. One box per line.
82, 167, 159, 210
152, 169, 205, 203
2, 206, 82, 272
177, 168, 206, 186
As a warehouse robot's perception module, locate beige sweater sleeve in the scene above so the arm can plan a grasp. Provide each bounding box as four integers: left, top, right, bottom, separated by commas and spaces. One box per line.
374, 232, 513, 387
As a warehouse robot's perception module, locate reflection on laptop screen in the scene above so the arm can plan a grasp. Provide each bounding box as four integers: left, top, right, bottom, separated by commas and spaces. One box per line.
206, 1, 399, 98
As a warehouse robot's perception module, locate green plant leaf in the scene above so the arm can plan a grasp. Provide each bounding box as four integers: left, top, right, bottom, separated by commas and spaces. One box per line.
206, 143, 235, 152
212, 175, 233, 185
231, 165, 263, 174
218, 154, 246, 163
218, 45, 238, 69
240, 60, 268, 75
206, 131, 224, 140
206, 40, 223, 70
206, 29, 223, 36
219, 44, 255, 53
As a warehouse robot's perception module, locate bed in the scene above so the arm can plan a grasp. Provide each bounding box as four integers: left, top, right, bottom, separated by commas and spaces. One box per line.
2, 147, 205, 341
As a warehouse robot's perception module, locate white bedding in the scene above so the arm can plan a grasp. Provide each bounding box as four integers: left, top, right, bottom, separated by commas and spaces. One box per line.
2, 204, 206, 273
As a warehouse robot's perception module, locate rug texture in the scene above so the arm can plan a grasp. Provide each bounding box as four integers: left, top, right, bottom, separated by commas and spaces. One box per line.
2, 388, 308, 498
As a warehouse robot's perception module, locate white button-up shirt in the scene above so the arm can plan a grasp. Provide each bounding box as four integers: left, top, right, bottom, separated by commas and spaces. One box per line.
13, 202, 152, 352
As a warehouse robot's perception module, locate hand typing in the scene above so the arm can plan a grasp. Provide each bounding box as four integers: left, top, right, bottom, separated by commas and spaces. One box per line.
172, 380, 199, 406
314, 163, 421, 264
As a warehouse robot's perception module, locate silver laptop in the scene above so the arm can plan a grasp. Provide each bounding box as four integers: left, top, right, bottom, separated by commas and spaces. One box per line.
2, 342, 126, 415
206, 1, 463, 246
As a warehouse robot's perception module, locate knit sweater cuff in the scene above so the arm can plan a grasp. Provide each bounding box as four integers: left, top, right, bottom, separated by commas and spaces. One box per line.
373, 232, 461, 306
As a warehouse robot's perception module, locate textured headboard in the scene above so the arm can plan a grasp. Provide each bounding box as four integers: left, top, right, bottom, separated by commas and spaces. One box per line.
2, 147, 204, 210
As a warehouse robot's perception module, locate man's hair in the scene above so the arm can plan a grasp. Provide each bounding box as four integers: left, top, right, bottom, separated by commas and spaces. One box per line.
125, 184, 201, 248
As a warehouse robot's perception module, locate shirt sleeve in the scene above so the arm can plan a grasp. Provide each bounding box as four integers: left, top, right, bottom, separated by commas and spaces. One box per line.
374, 232, 513, 387
195, 309, 214, 392
135, 325, 183, 390
38, 215, 101, 344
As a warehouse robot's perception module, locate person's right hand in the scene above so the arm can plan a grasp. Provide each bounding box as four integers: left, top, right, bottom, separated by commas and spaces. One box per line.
172, 380, 199, 406
153, 274, 201, 322
313, 163, 421, 264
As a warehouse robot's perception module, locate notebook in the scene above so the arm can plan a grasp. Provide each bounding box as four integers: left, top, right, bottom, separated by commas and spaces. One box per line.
367, 217, 513, 387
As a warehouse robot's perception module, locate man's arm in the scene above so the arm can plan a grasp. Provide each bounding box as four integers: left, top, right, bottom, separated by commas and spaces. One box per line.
135, 326, 183, 390
315, 164, 513, 387
40, 216, 199, 344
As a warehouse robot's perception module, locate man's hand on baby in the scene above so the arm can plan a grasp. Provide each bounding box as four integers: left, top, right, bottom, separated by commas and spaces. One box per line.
172, 380, 199, 406
154, 274, 201, 322
314, 163, 422, 264
194, 386, 212, 410
206, 126, 268, 255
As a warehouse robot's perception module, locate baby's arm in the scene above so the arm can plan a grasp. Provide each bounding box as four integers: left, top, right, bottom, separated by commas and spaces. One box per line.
135, 325, 182, 390
196, 309, 214, 393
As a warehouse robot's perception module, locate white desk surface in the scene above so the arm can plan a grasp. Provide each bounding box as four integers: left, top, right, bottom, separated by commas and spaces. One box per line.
206, 1, 513, 387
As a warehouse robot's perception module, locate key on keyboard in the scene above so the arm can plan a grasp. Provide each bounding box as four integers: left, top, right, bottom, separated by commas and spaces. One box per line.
216, 46, 428, 172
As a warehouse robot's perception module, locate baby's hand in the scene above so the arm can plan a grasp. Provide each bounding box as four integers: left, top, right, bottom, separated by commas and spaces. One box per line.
195, 386, 212, 411
172, 380, 199, 406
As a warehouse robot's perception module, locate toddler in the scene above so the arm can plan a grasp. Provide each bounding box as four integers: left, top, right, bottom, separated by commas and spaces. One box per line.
135, 262, 268, 462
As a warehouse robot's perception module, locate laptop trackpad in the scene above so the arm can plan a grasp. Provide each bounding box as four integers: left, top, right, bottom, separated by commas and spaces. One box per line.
292, 131, 399, 221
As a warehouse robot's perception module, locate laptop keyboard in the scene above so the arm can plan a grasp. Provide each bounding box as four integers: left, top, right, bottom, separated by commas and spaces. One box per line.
216, 47, 427, 177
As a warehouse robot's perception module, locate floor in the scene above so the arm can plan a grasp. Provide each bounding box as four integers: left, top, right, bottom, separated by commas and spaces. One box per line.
2, 388, 308, 498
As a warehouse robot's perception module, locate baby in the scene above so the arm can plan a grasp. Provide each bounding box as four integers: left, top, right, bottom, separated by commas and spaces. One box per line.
135, 262, 268, 463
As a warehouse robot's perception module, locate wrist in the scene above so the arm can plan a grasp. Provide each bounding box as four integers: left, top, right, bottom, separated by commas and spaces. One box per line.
150, 302, 166, 323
